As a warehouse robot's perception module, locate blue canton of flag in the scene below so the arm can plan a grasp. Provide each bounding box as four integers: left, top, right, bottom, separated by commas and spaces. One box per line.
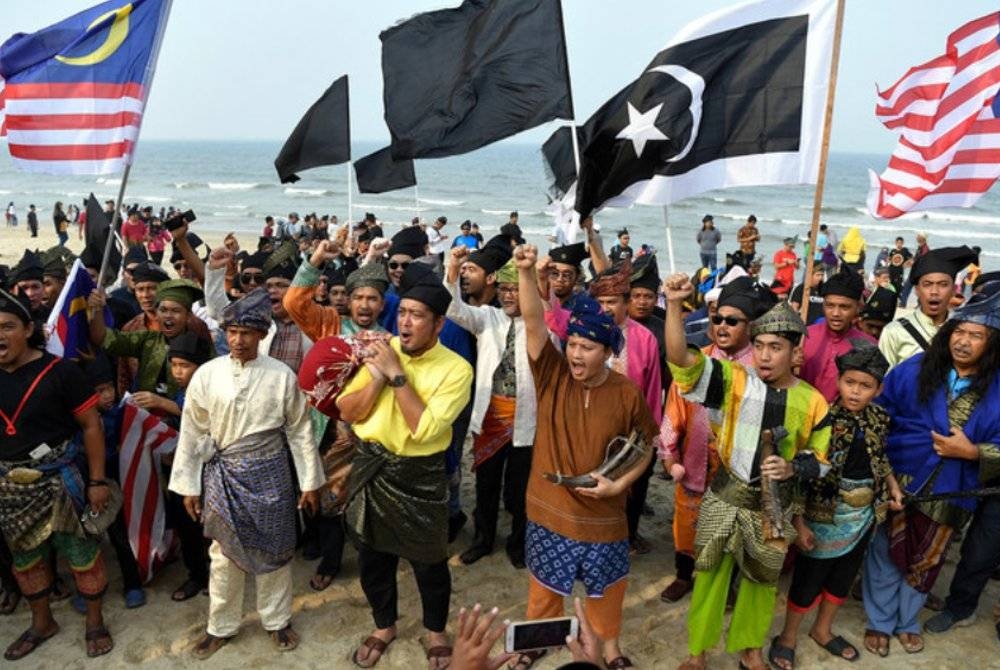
46, 259, 112, 360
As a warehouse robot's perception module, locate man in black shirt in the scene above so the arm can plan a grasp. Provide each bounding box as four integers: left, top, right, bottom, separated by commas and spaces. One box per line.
0, 289, 113, 660
790, 266, 826, 326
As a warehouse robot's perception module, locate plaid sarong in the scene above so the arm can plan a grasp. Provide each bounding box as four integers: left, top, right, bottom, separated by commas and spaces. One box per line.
0, 441, 86, 553
201, 429, 297, 575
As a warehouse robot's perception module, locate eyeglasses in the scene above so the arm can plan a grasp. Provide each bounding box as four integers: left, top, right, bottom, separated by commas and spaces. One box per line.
549, 270, 576, 281
241, 272, 263, 285
388, 261, 410, 271
498, 285, 519, 294
711, 315, 748, 326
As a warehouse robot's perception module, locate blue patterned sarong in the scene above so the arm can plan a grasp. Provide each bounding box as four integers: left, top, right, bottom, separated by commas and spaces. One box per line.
201, 429, 296, 575
525, 521, 629, 597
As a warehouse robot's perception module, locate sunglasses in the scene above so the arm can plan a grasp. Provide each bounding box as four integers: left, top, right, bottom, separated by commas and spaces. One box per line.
711, 315, 748, 326
241, 272, 263, 285
388, 261, 410, 271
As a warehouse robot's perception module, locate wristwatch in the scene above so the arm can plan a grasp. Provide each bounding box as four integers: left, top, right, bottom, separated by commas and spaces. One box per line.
387, 374, 407, 388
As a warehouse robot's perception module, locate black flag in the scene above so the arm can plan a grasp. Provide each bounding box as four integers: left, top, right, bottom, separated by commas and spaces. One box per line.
354, 147, 416, 194
84, 194, 120, 286
381, 0, 573, 160
572, 1, 836, 218
274, 75, 351, 184
542, 125, 579, 199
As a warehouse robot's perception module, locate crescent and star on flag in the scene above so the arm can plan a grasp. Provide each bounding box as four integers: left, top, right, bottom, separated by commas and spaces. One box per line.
615, 64, 705, 162
55, 2, 133, 66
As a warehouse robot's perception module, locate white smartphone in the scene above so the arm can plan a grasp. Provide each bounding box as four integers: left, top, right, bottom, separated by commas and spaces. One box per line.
504, 616, 579, 653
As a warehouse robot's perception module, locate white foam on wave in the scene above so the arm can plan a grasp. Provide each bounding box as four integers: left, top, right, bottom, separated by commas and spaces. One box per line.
134, 195, 171, 203
354, 202, 428, 212
223, 204, 249, 209
171, 181, 203, 189
419, 197, 465, 206
481, 208, 512, 215
96, 177, 121, 186
284, 187, 333, 197
208, 182, 264, 191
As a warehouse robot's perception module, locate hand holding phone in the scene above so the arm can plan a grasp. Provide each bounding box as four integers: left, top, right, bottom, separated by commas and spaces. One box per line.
504, 616, 579, 653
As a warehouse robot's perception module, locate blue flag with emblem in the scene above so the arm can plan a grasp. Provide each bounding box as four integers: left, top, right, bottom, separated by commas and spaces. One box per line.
46, 259, 112, 360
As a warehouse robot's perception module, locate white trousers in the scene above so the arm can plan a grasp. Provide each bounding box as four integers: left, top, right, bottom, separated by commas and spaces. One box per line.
206, 540, 293, 637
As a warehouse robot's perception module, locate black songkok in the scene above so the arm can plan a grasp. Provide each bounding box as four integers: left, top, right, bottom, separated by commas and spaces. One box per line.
398, 263, 451, 315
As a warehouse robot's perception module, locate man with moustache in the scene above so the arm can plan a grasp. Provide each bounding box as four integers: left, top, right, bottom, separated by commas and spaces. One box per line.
386, 226, 429, 292
446, 249, 535, 569
169, 289, 323, 658
338, 263, 472, 669
512, 244, 658, 670
664, 275, 830, 670
862, 285, 1000, 655
541, 242, 590, 309
879, 246, 979, 369
800, 267, 876, 402
459, 236, 513, 308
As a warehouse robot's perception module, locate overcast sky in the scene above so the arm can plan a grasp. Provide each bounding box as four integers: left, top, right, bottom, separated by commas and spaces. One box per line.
3, 0, 995, 153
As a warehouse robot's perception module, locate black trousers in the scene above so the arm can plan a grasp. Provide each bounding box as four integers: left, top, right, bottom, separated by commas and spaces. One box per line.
0, 534, 16, 595
470, 443, 531, 557
106, 509, 143, 592
945, 494, 1000, 619
165, 490, 210, 585
314, 515, 346, 577
787, 530, 871, 610
357, 543, 451, 632
626, 456, 656, 540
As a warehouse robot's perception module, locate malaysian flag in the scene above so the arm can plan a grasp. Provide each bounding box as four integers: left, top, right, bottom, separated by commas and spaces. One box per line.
867, 12, 1000, 218
119, 395, 177, 583
0, 0, 170, 175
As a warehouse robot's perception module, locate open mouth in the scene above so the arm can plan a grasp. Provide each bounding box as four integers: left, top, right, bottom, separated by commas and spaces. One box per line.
569, 361, 585, 376
161, 319, 176, 331
0, 343, 8, 356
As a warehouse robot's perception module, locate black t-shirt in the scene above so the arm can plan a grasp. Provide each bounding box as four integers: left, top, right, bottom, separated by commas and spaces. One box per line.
790, 282, 825, 325
0, 352, 97, 461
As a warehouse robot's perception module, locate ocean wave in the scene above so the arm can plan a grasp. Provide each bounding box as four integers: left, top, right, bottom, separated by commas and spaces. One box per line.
481, 208, 513, 215
133, 195, 171, 203
222, 204, 249, 209
207, 182, 268, 191
171, 181, 204, 189
418, 197, 465, 206
916, 211, 1000, 226
354, 202, 428, 212
96, 177, 121, 186
711, 196, 744, 205
284, 187, 336, 197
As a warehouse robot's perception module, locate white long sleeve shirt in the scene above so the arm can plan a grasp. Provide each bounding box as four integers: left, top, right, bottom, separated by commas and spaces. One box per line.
168, 353, 324, 496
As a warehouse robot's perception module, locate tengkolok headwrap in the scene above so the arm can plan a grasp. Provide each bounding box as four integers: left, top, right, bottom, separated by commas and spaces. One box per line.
345, 262, 389, 296
0, 288, 33, 323
950, 282, 1000, 332
567, 294, 624, 354
398, 262, 451, 315
822, 266, 865, 300
495, 259, 518, 285
589, 261, 632, 298
836, 343, 890, 382
751, 301, 807, 339
155, 279, 204, 310
861, 287, 898, 324
718, 276, 778, 320
220, 287, 272, 332
629, 254, 660, 293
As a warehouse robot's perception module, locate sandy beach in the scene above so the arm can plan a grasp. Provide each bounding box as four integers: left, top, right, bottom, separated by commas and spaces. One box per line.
1, 226, 998, 669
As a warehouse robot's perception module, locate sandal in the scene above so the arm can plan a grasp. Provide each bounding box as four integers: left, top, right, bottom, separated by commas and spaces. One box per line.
270, 625, 300, 652
192, 633, 231, 660
310, 573, 335, 592
353, 634, 395, 668
768, 635, 795, 670
605, 656, 634, 668
172, 579, 205, 602
426, 644, 452, 669
812, 634, 859, 662
85, 624, 114, 658
863, 629, 889, 657
0, 587, 21, 615
507, 648, 547, 669
4, 626, 59, 661
896, 632, 924, 654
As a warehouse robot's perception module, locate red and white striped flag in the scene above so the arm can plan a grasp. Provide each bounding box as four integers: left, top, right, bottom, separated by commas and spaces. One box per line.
0, 0, 170, 175
119, 396, 177, 584
867, 12, 1000, 219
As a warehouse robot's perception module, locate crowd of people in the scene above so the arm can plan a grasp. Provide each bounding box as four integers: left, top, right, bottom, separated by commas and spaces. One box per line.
0, 200, 999, 670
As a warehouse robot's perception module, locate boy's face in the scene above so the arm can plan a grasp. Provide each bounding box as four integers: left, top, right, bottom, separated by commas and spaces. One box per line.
170, 357, 199, 389
752, 333, 797, 386
94, 382, 116, 412
837, 369, 882, 413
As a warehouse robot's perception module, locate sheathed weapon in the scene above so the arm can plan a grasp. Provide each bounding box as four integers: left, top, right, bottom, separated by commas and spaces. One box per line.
904, 486, 1000, 504
760, 426, 789, 550
544, 430, 648, 488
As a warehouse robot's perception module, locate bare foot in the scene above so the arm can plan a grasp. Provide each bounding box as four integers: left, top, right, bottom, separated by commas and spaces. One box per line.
678, 653, 706, 670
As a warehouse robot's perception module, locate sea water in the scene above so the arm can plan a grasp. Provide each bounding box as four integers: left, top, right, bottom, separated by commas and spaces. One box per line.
1, 140, 997, 275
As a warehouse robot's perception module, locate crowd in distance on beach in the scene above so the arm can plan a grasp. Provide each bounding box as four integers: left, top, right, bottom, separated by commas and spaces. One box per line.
1, 196, 1000, 670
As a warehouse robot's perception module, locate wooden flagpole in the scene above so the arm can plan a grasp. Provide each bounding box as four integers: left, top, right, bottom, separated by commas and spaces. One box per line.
347, 162, 354, 235
800, 0, 845, 322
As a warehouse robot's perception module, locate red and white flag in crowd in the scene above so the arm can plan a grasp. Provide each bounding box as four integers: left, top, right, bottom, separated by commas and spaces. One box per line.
867, 12, 1000, 219
119, 395, 177, 584
0, 0, 170, 174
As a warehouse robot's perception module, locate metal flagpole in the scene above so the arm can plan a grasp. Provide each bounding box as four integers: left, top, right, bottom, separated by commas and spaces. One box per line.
97, 0, 175, 286
800, 0, 845, 322
662, 205, 676, 273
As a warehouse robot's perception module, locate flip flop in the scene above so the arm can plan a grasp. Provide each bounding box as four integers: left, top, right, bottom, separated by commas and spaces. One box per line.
192, 633, 231, 660
172, 579, 205, 602
4, 626, 59, 661
270, 625, 300, 652
896, 632, 924, 654
812, 634, 859, 662
605, 656, 634, 668
310, 573, 335, 592
426, 644, 452, 669
864, 629, 889, 657
768, 635, 795, 670
507, 648, 547, 670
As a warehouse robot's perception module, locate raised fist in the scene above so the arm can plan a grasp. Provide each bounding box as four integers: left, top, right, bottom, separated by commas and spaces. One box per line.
513, 244, 537, 270
663, 273, 694, 303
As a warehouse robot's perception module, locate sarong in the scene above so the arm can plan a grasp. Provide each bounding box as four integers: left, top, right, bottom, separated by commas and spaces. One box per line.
345, 440, 447, 564
472, 395, 516, 470
694, 472, 795, 586
0, 441, 86, 553
319, 420, 358, 517
805, 478, 875, 560
525, 521, 629, 597
201, 429, 297, 575
887, 506, 954, 593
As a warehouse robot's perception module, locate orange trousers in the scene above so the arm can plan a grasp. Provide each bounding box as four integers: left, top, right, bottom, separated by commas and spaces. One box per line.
526, 576, 627, 640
